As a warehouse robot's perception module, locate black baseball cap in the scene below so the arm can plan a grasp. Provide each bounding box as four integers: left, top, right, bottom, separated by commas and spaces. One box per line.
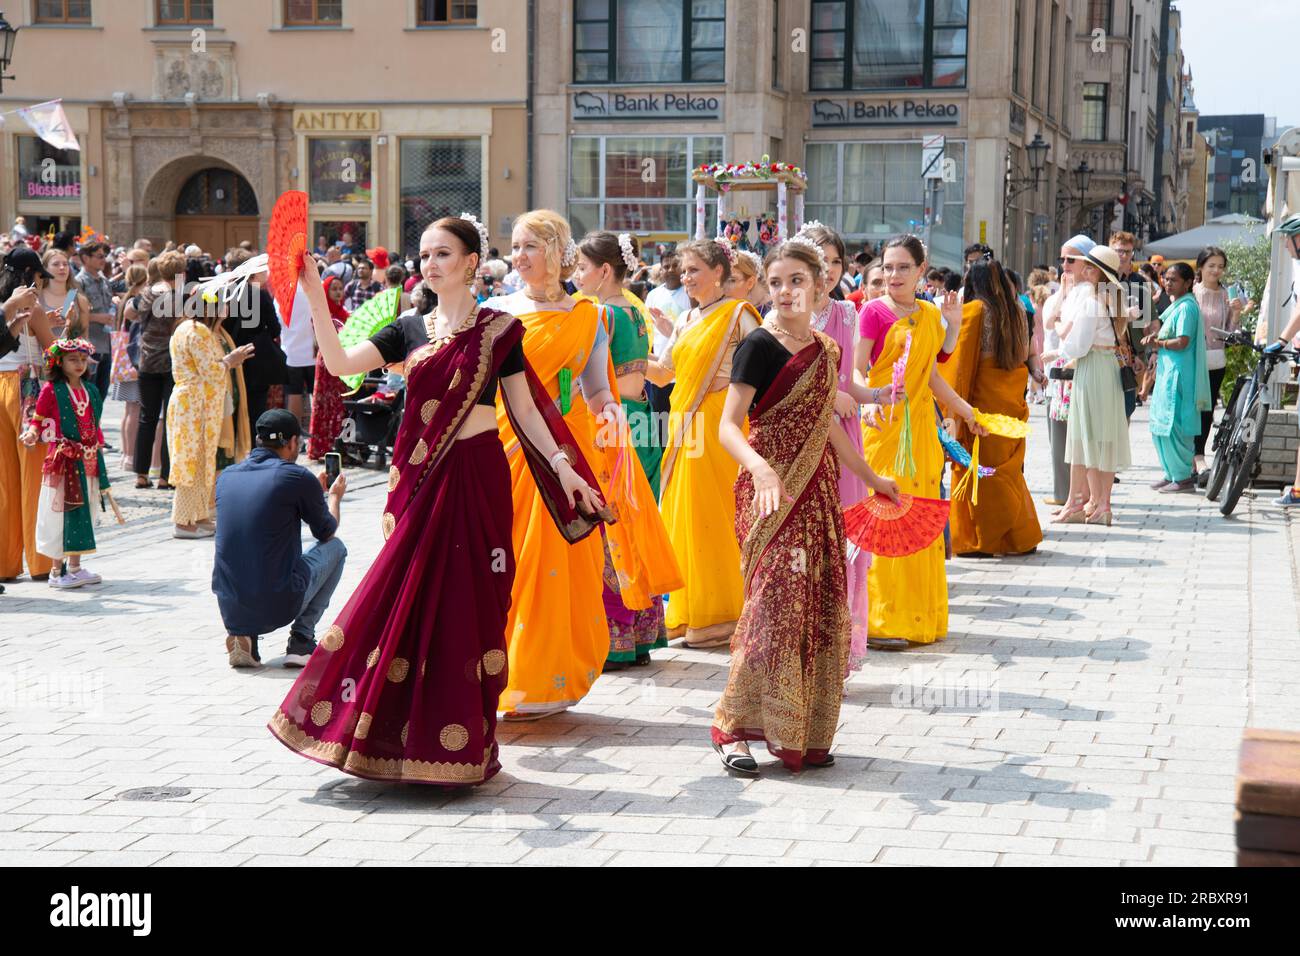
255, 409, 307, 443
3, 246, 54, 280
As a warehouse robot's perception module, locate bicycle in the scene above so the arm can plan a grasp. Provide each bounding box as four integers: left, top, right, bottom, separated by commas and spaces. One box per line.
1204, 329, 1298, 515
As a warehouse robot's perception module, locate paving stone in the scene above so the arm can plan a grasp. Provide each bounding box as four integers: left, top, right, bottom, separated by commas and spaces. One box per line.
5, 401, 1291, 865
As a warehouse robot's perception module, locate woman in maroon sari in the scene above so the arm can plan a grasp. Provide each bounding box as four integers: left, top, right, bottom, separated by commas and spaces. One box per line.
269, 216, 606, 786
714, 239, 899, 775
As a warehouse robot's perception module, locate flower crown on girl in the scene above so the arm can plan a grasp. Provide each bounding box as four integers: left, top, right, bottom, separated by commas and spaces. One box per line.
43, 337, 94, 372
783, 235, 830, 278
715, 237, 738, 266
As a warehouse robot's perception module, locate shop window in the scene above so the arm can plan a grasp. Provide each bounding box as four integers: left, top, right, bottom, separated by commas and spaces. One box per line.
284, 0, 341, 26
157, 0, 212, 24
16, 136, 81, 202
308, 138, 372, 204
804, 140, 966, 266
573, 0, 725, 84
417, 0, 476, 23
36, 0, 91, 22
568, 135, 722, 238
810, 0, 967, 91
399, 138, 482, 257
314, 221, 367, 253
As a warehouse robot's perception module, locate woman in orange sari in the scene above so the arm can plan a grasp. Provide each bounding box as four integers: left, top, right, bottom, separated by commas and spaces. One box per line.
647, 239, 761, 648
485, 210, 675, 719
942, 260, 1042, 556
714, 240, 899, 773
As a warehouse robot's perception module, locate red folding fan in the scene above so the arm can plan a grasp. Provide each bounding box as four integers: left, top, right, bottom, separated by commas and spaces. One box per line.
267, 190, 309, 324
843, 493, 950, 558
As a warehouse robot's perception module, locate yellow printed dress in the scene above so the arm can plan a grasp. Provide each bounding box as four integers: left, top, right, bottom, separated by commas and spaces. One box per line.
167, 319, 229, 526
861, 299, 948, 643
659, 299, 760, 643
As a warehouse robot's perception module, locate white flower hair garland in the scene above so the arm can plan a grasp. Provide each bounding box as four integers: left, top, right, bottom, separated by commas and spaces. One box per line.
458, 213, 491, 261
561, 237, 578, 268
617, 233, 638, 273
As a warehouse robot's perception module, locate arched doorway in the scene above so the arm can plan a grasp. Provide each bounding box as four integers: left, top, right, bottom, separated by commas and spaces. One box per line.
173, 168, 260, 254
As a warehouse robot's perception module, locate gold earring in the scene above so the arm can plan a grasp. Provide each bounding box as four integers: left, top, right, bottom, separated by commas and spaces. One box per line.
465, 266, 476, 285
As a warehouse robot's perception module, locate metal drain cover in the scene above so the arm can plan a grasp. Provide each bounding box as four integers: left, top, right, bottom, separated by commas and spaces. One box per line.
116, 786, 191, 802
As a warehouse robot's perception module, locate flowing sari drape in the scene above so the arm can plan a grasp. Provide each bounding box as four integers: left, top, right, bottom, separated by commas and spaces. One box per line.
493, 299, 676, 713
862, 300, 948, 643
943, 300, 1042, 556
269, 307, 606, 784
660, 299, 759, 641
712, 333, 850, 771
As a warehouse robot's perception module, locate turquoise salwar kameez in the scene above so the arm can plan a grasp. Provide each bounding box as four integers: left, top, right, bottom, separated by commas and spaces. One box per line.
1149, 294, 1211, 482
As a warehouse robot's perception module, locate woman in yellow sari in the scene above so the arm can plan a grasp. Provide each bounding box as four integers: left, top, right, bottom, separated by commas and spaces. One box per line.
648, 239, 761, 648
941, 260, 1042, 556
855, 235, 979, 649
486, 210, 672, 719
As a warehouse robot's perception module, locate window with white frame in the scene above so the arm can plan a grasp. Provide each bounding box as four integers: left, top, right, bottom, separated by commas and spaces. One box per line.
804, 140, 967, 266
568, 135, 723, 237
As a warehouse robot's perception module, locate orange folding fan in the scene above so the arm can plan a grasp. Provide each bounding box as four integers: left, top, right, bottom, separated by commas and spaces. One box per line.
267, 190, 309, 324
842, 493, 950, 558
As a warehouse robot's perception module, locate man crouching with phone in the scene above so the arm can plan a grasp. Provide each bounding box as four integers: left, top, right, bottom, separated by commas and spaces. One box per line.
212, 409, 348, 669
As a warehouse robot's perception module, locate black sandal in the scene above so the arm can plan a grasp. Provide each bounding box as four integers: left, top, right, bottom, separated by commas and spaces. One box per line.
805, 754, 835, 769
135, 476, 152, 489
712, 741, 759, 775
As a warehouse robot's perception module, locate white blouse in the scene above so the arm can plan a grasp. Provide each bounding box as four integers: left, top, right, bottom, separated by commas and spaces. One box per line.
1059, 284, 1116, 361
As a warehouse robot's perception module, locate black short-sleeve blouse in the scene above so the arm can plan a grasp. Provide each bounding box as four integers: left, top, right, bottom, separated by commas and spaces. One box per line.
731, 327, 793, 410
368, 310, 523, 406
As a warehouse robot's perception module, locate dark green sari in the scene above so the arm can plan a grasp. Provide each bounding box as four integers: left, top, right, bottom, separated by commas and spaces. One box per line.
606, 303, 662, 499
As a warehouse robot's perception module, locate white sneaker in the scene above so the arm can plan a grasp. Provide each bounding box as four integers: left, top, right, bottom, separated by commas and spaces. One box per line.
173, 526, 215, 539
69, 567, 101, 586
49, 572, 84, 589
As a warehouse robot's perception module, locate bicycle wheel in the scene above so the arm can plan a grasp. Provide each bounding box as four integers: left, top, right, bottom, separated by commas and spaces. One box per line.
1205, 380, 1248, 501
1220, 400, 1267, 516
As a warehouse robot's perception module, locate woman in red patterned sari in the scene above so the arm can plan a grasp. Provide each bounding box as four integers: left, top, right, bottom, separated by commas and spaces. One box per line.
269, 216, 606, 786
306, 275, 348, 461
714, 240, 899, 775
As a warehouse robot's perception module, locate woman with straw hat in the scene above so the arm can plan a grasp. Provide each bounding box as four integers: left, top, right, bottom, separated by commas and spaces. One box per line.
1053, 245, 1131, 526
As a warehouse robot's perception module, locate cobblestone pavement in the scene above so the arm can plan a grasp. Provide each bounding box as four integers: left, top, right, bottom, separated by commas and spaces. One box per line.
2, 396, 1298, 866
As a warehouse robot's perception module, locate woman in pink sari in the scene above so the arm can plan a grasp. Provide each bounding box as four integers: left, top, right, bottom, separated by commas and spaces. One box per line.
269, 216, 606, 786
796, 222, 900, 670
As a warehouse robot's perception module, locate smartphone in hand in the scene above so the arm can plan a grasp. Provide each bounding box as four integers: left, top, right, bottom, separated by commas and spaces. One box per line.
325, 452, 341, 488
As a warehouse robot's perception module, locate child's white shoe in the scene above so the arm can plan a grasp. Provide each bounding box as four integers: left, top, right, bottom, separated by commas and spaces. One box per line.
68, 567, 101, 586
49, 571, 84, 589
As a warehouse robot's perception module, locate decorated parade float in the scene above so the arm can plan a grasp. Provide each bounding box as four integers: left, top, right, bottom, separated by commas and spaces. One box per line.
691, 156, 808, 252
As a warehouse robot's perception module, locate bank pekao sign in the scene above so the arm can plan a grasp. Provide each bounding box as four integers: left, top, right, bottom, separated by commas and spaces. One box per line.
811, 97, 961, 128
571, 90, 722, 121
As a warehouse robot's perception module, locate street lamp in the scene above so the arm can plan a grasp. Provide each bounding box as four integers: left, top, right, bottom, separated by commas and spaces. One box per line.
0, 12, 17, 93
1073, 161, 1092, 195
1008, 132, 1050, 200
1025, 132, 1050, 179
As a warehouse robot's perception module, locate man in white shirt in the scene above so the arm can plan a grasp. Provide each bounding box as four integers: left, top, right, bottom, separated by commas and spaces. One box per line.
279, 276, 318, 433
643, 252, 692, 419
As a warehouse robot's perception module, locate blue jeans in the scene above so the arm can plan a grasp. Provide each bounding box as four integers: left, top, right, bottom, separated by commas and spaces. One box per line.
1123, 387, 1137, 421
292, 537, 347, 642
